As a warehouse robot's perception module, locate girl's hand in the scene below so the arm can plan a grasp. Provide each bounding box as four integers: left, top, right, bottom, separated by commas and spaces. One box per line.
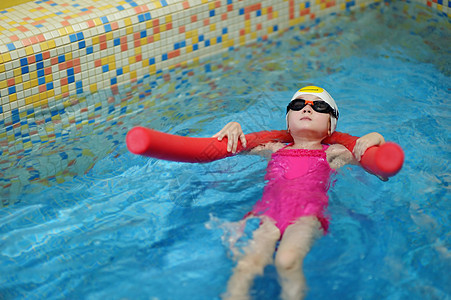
353, 132, 385, 161
212, 122, 247, 153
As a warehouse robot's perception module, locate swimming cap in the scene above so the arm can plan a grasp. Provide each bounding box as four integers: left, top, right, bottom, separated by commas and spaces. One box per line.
287, 86, 339, 133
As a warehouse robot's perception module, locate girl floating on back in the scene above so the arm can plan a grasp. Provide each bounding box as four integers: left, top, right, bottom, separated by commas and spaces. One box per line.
213, 86, 386, 300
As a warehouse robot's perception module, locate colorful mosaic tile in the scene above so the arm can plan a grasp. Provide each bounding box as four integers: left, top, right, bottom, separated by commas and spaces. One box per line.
0, 0, 449, 206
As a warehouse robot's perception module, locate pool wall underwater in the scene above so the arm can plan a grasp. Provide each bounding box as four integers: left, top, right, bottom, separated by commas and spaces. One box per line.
0, 0, 449, 207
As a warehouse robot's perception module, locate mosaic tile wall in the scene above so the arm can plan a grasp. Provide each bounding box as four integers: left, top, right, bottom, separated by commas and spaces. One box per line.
0, 0, 449, 206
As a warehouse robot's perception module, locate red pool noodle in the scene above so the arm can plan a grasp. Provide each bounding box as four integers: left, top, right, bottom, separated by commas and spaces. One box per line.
126, 127, 404, 177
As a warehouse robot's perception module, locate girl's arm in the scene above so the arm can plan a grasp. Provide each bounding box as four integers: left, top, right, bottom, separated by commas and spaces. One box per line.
213, 122, 283, 157
352, 132, 385, 161
327, 132, 388, 180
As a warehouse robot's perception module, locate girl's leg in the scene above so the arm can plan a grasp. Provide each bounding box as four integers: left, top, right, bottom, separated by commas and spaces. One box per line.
223, 218, 281, 300
274, 216, 322, 300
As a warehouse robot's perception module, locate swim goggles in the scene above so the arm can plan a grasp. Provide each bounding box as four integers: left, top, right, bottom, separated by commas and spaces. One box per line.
287, 99, 339, 119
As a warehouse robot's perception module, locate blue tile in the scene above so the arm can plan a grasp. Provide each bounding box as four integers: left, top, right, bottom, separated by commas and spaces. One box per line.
69, 34, 78, 43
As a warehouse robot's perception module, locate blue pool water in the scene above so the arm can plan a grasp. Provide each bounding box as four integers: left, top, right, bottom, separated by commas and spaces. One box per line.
1, 2, 450, 299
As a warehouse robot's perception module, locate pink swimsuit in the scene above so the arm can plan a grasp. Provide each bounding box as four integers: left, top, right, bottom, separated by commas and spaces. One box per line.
247, 144, 334, 236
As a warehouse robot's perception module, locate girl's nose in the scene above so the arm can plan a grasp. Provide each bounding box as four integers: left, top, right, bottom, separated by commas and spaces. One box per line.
302, 104, 313, 113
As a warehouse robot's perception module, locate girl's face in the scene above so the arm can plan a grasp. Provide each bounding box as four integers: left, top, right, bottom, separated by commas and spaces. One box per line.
287, 94, 331, 137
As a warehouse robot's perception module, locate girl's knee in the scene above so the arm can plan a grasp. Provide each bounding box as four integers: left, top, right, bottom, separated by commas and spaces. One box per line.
275, 249, 302, 272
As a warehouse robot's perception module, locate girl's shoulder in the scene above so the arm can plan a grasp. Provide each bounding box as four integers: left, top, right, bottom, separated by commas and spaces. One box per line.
249, 142, 286, 156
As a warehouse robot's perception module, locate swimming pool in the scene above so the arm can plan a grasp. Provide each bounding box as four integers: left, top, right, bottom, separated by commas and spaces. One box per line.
1, 2, 450, 299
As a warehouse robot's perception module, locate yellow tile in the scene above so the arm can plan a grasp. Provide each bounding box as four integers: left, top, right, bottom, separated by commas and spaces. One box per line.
124, 18, 132, 26
129, 56, 136, 64
2, 53, 11, 63
30, 71, 37, 80
153, 1, 162, 9
45, 74, 53, 82
14, 68, 21, 77
61, 85, 69, 93
92, 36, 99, 44
23, 141, 33, 149
209, 2, 216, 10
0, 80, 6, 89
32, 94, 40, 104
130, 70, 137, 79
47, 90, 54, 98
48, 40, 56, 49
25, 96, 33, 105
14, 76, 22, 84
146, 20, 153, 29
23, 81, 30, 90
210, 24, 216, 31
65, 53, 72, 61
38, 92, 46, 100
25, 46, 34, 55
192, 36, 198, 44
94, 18, 102, 26
58, 28, 67, 36
154, 33, 160, 41
210, 38, 216, 46
186, 45, 193, 53
108, 55, 115, 64
9, 94, 17, 102
41, 42, 49, 51
123, 65, 130, 73
224, 39, 234, 48
39, 99, 48, 107
165, 15, 172, 23
251, 32, 257, 40
101, 57, 108, 65
135, 47, 142, 54
126, 26, 133, 35
106, 32, 113, 40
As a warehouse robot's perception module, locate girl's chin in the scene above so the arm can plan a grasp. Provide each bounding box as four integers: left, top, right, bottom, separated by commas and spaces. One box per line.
290, 127, 329, 137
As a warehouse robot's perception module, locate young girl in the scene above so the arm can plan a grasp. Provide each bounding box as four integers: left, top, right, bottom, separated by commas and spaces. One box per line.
213, 86, 385, 300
